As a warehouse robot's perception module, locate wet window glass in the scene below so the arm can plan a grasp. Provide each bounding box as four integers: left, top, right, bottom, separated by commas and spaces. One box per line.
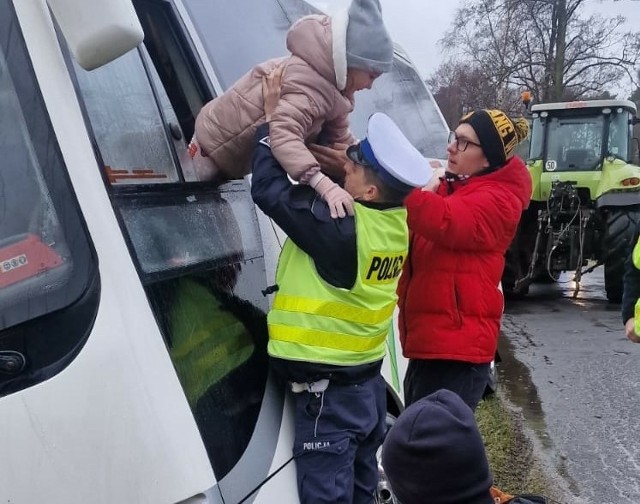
146, 263, 269, 480
349, 54, 449, 159
529, 116, 544, 160
0, 0, 98, 396
546, 116, 604, 172
607, 110, 632, 162
72, 48, 184, 185
113, 186, 269, 479
116, 188, 262, 280
182, 0, 318, 89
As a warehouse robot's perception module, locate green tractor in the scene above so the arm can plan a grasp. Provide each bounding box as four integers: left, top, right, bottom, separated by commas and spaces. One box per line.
503, 99, 640, 302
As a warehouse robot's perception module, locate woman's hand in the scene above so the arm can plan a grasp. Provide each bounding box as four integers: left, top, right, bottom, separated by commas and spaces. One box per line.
625, 318, 640, 343
422, 167, 446, 192
262, 65, 284, 121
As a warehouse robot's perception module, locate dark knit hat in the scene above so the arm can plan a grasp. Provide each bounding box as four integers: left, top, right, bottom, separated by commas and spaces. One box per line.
345, 0, 394, 74
381, 389, 494, 504
460, 109, 529, 169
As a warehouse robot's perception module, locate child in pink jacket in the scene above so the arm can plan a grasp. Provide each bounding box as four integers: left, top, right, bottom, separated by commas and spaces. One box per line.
188, 0, 393, 218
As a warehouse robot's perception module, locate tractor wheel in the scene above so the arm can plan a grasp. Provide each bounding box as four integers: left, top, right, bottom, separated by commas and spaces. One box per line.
603, 207, 640, 303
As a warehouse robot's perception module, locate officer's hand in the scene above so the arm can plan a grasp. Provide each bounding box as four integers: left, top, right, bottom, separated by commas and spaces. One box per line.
262, 65, 284, 121
308, 143, 348, 181
625, 318, 640, 343
422, 168, 446, 192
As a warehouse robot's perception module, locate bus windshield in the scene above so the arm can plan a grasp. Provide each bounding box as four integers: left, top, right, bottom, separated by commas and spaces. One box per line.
0, 0, 98, 397
0, 19, 94, 332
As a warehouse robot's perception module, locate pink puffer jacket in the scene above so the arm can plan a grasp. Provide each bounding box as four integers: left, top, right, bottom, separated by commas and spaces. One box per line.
194, 15, 356, 181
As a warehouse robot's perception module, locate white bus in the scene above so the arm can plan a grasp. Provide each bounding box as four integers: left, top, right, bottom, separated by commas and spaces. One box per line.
0, 0, 449, 502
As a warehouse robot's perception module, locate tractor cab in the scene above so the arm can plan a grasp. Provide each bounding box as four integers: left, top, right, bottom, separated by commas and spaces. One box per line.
529, 100, 637, 174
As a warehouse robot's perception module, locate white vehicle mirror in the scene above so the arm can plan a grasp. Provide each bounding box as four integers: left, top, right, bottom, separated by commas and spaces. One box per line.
46, 0, 144, 70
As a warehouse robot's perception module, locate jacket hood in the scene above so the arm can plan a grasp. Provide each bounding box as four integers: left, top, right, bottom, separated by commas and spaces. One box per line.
490, 155, 532, 209
287, 14, 348, 91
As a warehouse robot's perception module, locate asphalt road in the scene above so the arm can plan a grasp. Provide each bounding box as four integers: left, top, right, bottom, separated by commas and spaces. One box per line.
499, 269, 640, 504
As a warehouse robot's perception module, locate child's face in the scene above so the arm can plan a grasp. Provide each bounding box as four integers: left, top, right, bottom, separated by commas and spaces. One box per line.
344, 68, 381, 98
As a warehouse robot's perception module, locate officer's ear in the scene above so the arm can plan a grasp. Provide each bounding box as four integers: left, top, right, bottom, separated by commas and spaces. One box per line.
360, 183, 379, 202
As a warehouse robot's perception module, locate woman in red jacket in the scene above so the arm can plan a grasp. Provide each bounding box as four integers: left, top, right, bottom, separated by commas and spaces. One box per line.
397, 109, 532, 410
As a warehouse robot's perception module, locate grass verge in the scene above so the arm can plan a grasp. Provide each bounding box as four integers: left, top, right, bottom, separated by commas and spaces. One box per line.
476, 393, 556, 498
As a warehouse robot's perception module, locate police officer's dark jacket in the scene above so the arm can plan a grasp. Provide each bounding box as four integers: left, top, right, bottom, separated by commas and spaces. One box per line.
251, 123, 399, 384
622, 228, 640, 325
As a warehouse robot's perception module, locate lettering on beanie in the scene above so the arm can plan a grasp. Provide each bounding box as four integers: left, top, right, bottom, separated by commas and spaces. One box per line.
487, 110, 517, 158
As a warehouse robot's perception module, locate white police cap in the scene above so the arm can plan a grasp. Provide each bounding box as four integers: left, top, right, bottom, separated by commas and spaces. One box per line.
364, 113, 432, 189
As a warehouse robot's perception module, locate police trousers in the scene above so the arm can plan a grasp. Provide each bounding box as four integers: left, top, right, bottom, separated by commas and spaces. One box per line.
292, 373, 386, 504
403, 358, 490, 411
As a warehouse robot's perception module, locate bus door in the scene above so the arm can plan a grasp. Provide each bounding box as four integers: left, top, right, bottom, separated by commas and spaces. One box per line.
64, 1, 288, 501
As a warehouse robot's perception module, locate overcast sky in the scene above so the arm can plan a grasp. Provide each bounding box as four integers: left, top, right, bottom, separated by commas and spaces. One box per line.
310, 0, 640, 96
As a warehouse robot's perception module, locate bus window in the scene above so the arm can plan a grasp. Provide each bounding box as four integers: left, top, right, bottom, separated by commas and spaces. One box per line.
115, 190, 262, 280
349, 54, 449, 159
142, 234, 269, 479
0, 0, 98, 397
181, 0, 313, 89
72, 48, 183, 185
133, 0, 212, 142
109, 187, 270, 480
67, 0, 273, 482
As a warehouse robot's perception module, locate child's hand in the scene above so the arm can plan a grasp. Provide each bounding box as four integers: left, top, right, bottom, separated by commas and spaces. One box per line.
310, 173, 354, 219
262, 65, 284, 121
323, 184, 355, 219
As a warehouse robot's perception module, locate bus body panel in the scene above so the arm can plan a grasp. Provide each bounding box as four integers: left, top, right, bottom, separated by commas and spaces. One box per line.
1, 0, 450, 502
1, 1, 215, 503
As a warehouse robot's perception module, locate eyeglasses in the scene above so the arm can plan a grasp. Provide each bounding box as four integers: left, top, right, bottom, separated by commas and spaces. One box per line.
448, 131, 482, 152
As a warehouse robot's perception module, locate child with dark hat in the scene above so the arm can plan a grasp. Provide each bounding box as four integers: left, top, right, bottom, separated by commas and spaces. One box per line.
381, 389, 549, 504
382, 389, 494, 504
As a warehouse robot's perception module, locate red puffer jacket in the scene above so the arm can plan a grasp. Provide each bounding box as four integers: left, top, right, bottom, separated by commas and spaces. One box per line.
397, 156, 532, 363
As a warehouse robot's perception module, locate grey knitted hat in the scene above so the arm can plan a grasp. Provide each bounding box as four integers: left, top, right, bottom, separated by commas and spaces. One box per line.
345, 0, 393, 74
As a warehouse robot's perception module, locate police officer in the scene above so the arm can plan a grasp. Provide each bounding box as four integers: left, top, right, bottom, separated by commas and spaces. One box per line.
623, 232, 640, 343
250, 72, 430, 504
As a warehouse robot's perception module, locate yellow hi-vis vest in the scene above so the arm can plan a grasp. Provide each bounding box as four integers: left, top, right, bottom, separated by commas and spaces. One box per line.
633, 238, 640, 335
267, 203, 408, 366
169, 278, 254, 406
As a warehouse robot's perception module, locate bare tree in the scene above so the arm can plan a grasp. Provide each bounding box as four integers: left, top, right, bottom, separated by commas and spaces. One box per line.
438, 0, 640, 102
427, 61, 524, 126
